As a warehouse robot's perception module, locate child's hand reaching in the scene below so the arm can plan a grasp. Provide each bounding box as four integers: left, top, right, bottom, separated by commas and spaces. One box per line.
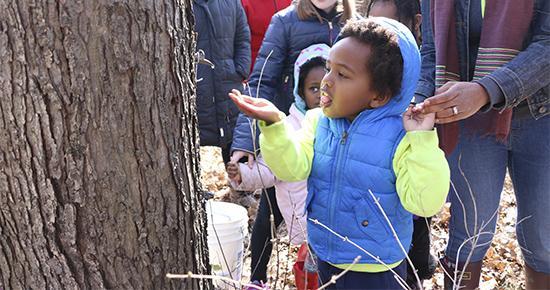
403, 104, 435, 131
228, 89, 284, 125
226, 162, 242, 184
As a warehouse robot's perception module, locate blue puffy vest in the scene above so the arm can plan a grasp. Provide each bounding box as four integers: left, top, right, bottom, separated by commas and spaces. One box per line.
307, 113, 413, 265
305, 17, 422, 266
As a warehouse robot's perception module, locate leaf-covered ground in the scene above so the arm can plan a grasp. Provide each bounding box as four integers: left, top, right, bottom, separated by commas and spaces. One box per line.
200, 147, 525, 289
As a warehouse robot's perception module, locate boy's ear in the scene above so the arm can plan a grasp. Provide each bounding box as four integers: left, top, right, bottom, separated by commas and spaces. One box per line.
369, 91, 392, 108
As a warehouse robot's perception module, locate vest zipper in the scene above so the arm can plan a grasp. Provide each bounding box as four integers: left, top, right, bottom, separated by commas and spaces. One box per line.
327, 127, 350, 260
328, 21, 334, 45
341, 131, 348, 144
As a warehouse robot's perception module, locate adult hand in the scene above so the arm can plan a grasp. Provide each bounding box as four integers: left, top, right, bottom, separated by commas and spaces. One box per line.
413, 82, 490, 124
403, 105, 435, 131
230, 150, 255, 169
228, 89, 284, 125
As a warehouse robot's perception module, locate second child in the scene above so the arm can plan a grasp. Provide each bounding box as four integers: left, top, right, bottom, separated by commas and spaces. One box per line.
227, 43, 329, 289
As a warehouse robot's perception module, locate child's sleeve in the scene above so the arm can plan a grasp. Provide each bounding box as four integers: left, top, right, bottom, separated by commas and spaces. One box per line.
393, 130, 450, 217
258, 109, 321, 182
230, 157, 277, 191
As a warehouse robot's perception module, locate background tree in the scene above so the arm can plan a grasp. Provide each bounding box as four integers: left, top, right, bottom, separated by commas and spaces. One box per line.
0, 0, 211, 289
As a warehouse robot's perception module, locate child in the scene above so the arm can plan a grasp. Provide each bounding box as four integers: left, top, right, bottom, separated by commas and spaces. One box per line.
366, 0, 421, 43
229, 18, 449, 289
227, 43, 329, 289
229, 1, 355, 285
367, 1, 436, 288
227, 43, 328, 245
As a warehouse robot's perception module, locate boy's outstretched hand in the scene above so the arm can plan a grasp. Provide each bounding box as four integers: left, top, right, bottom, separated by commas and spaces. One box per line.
228, 89, 284, 125
403, 104, 435, 132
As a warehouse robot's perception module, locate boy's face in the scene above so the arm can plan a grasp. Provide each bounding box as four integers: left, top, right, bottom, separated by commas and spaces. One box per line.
303, 66, 325, 109
320, 37, 389, 121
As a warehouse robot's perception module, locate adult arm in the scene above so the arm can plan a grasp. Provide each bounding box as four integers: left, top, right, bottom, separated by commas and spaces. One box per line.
414, 0, 436, 103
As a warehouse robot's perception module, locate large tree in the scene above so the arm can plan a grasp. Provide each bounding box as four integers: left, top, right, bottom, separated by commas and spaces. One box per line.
0, 0, 211, 289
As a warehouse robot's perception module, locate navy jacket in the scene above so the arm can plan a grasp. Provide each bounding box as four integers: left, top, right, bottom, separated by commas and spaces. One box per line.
232, 5, 344, 153
194, 0, 251, 146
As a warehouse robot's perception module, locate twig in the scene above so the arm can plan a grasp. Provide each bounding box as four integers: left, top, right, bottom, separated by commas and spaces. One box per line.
450, 179, 472, 239
368, 189, 422, 290
242, 49, 282, 288
316, 256, 362, 290
451, 153, 500, 289
516, 214, 532, 226
448, 153, 481, 289
309, 218, 410, 289
458, 153, 478, 239
274, 234, 280, 290
207, 201, 235, 280
255, 50, 274, 101
453, 230, 495, 289
250, 239, 271, 282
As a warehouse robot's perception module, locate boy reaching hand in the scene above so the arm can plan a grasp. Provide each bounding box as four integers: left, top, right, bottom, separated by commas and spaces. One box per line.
229, 18, 449, 290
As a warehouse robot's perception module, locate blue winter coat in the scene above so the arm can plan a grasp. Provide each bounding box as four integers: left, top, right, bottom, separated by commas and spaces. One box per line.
193, 0, 251, 147
231, 5, 345, 153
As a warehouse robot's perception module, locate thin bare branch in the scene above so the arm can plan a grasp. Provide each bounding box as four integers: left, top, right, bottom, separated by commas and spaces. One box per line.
309, 218, 410, 289
368, 190, 422, 290
316, 256, 362, 290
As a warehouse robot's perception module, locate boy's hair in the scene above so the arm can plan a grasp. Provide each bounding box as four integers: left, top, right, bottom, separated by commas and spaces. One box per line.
366, 0, 421, 42
296, 0, 356, 23
339, 19, 403, 99
298, 57, 327, 100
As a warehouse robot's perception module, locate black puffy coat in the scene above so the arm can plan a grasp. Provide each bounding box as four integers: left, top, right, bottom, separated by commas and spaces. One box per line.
193, 0, 251, 147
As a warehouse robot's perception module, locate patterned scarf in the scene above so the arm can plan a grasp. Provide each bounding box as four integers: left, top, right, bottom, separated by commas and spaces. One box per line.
431, 0, 534, 155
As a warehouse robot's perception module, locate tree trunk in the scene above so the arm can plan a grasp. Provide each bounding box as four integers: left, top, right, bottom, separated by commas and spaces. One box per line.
0, 0, 211, 289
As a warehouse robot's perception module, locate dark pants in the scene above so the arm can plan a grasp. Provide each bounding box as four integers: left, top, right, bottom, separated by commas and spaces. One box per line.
407, 216, 435, 284
221, 144, 231, 164
317, 259, 407, 290
249, 186, 284, 282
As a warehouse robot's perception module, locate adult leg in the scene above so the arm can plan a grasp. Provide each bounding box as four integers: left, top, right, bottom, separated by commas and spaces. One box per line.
444, 129, 508, 289
508, 115, 550, 289
249, 187, 284, 282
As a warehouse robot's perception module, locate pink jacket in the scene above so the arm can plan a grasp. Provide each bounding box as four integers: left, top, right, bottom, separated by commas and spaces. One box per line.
230, 104, 307, 245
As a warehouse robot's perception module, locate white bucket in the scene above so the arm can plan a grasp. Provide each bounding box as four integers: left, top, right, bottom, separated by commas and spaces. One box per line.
206, 201, 249, 290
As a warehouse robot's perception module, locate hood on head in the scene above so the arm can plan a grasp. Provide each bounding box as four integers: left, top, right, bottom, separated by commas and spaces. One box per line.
334, 17, 421, 122
367, 17, 420, 119
293, 43, 331, 114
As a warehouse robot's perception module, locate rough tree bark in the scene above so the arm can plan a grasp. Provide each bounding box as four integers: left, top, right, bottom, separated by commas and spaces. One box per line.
0, 0, 211, 289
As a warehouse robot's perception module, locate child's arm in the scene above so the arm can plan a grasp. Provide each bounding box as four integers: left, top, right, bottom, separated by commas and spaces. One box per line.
228, 158, 277, 191
394, 107, 450, 217
258, 110, 319, 181
228, 90, 319, 182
